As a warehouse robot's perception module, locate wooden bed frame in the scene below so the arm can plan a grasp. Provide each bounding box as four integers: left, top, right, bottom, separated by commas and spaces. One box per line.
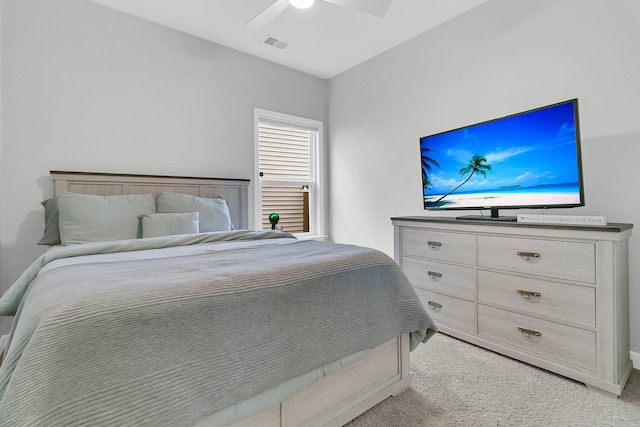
49, 171, 413, 426
51, 170, 250, 230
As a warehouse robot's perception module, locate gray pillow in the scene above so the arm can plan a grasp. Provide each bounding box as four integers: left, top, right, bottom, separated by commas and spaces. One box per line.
57, 192, 156, 245
156, 192, 233, 232
37, 197, 61, 246
139, 212, 199, 238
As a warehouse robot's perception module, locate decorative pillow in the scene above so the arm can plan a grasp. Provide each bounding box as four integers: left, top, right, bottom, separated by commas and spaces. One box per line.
57, 192, 156, 245
139, 212, 199, 238
155, 192, 233, 232
37, 197, 61, 246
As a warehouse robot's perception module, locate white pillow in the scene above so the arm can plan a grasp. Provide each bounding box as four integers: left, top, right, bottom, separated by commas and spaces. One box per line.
156, 192, 233, 232
140, 212, 199, 238
57, 192, 156, 245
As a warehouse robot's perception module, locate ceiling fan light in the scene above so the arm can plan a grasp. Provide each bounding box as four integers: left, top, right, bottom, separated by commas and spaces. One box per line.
289, 0, 315, 9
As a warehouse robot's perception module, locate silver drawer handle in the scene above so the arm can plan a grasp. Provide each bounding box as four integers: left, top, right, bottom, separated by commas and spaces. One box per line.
517, 326, 542, 338
427, 241, 442, 249
517, 251, 541, 261
427, 301, 442, 310
517, 289, 541, 300
427, 271, 442, 280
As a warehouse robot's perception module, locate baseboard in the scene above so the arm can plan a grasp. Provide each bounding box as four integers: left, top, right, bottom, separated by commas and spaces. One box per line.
631, 351, 640, 370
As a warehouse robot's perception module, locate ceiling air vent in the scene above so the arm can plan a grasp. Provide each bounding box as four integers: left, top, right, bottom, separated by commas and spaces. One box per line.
262, 35, 290, 50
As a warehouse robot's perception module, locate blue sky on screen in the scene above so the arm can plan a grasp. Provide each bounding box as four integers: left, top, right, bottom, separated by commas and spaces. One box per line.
421, 101, 579, 195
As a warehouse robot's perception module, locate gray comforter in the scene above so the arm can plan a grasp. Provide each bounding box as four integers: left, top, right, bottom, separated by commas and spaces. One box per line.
0, 231, 436, 426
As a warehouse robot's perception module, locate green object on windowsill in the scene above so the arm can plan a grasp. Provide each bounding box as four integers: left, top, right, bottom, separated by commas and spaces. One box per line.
268, 213, 280, 230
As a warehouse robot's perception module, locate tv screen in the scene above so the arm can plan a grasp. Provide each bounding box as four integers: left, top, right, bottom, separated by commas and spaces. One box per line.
420, 99, 584, 220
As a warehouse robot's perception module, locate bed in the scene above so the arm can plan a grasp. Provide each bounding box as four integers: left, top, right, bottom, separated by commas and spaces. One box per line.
0, 171, 436, 426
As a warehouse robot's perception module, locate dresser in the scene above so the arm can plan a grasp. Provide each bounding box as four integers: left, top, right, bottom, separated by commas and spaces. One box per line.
391, 216, 633, 396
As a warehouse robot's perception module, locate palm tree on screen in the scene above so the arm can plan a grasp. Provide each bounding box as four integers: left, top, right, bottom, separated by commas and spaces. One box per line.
421, 148, 440, 191
434, 154, 491, 203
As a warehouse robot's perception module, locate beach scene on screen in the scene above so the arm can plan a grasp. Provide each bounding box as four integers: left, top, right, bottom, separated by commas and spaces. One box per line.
421, 101, 581, 209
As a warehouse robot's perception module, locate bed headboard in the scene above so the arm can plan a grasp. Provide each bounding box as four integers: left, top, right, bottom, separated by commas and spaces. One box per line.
50, 171, 250, 230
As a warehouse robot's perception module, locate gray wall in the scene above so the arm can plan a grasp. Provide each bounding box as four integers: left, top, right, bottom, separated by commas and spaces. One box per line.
0, 0, 327, 333
328, 0, 640, 354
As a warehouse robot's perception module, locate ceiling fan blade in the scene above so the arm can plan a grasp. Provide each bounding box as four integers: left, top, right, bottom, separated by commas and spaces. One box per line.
322, 0, 393, 18
246, 0, 291, 29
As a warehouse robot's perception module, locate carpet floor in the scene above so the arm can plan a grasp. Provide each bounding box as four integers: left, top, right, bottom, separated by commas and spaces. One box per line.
346, 333, 640, 426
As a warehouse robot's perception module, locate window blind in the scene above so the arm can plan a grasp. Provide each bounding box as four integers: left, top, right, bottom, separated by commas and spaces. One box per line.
259, 124, 311, 180
258, 123, 311, 233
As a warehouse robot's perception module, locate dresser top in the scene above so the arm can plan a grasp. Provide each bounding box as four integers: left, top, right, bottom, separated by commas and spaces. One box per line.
391, 216, 633, 233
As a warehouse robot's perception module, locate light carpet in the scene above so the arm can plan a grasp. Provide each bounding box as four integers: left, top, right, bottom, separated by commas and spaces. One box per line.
346, 333, 640, 426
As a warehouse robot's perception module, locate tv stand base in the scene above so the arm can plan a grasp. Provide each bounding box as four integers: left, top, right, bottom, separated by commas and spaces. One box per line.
456, 214, 517, 222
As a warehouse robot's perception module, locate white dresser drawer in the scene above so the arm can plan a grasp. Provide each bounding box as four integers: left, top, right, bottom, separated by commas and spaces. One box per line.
401, 228, 475, 265
477, 235, 595, 283
478, 305, 596, 371
402, 256, 475, 299
414, 288, 476, 334
478, 270, 595, 327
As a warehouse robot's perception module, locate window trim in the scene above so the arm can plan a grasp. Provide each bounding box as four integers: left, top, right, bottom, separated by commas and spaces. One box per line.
253, 108, 325, 238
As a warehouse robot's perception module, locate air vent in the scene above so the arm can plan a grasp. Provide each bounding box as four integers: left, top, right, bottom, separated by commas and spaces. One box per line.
262, 35, 290, 50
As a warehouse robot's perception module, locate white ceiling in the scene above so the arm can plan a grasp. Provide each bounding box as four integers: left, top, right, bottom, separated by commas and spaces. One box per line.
91, 0, 489, 79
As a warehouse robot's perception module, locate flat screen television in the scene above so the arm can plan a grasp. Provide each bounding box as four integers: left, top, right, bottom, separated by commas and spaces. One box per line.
420, 99, 584, 221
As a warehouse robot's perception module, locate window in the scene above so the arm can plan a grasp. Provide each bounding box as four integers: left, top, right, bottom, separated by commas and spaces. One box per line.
254, 108, 324, 237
